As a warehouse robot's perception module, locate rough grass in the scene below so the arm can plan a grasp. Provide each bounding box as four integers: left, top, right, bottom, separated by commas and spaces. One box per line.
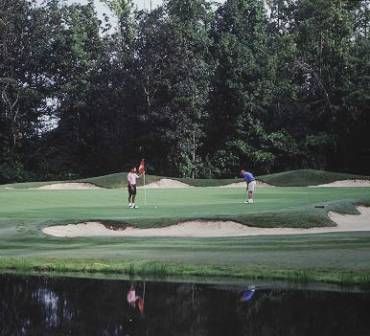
1, 257, 370, 286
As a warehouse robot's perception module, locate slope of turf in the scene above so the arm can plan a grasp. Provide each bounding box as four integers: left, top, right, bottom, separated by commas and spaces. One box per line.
0, 186, 370, 284
77, 169, 370, 187
1, 169, 368, 189
80, 173, 241, 188
259, 169, 370, 187
0, 173, 240, 189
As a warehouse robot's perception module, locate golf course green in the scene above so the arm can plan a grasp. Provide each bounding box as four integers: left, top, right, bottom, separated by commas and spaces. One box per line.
1, 170, 370, 285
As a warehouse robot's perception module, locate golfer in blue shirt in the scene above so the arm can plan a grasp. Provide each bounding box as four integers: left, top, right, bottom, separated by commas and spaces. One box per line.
240, 170, 256, 204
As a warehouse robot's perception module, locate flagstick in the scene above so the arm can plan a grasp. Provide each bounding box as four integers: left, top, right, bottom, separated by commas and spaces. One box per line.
144, 172, 147, 205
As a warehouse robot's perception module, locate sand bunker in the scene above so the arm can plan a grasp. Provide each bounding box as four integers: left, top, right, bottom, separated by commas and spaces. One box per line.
37, 183, 101, 190
328, 206, 370, 229
43, 206, 370, 238
314, 180, 370, 187
142, 179, 191, 188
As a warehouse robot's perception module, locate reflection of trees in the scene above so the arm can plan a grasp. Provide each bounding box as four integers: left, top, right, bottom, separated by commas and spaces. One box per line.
0, 275, 133, 335
145, 283, 208, 336
143, 283, 245, 336
1, 275, 370, 336
238, 289, 370, 336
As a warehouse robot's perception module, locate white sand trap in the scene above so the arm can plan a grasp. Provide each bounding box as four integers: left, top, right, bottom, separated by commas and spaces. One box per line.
43, 206, 370, 237
328, 206, 370, 229
141, 178, 191, 188
222, 181, 273, 188
37, 183, 101, 190
314, 180, 370, 187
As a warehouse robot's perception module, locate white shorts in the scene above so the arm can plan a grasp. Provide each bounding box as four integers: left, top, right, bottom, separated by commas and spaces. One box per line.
247, 180, 256, 192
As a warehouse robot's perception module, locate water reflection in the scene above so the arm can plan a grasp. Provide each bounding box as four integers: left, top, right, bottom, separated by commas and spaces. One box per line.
240, 286, 256, 302
0, 274, 370, 335
127, 283, 145, 316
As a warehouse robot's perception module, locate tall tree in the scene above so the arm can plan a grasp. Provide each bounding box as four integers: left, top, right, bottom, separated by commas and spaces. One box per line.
263, 0, 305, 171
0, 0, 54, 181
207, 0, 274, 175
46, 0, 104, 176
80, 0, 140, 174
338, 0, 370, 173
293, 0, 360, 169
135, 0, 213, 177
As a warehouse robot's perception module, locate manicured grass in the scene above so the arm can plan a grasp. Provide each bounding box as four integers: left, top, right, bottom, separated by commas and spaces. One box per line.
0, 185, 370, 284
1, 233, 370, 285
0, 187, 369, 228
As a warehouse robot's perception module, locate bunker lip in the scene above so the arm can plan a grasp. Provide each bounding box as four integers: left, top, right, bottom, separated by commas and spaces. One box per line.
141, 178, 191, 188
42, 206, 370, 238
141, 179, 273, 188
312, 179, 370, 187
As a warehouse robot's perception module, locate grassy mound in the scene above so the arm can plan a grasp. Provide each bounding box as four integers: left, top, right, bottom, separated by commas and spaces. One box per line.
79, 172, 131, 188
258, 169, 369, 187
1, 169, 368, 189
0, 173, 241, 189
80, 173, 241, 188
82, 169, 369, 188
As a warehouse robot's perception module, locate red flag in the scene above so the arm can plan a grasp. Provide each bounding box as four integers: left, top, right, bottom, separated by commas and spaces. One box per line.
138, 159, 145, 174
137, 297, 145, 315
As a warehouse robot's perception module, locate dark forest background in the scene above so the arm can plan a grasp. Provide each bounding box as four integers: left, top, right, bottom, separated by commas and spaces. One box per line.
1, 0, 369, 182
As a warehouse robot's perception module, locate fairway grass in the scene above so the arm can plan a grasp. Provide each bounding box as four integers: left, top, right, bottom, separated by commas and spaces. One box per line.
1, 186, 370, 285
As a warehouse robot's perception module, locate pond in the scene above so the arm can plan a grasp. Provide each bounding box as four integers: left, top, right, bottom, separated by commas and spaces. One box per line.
0, 274, 370, 335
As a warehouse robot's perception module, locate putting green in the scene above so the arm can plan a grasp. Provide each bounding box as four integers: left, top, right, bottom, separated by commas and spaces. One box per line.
0, 186, 370, 284
1, 186, 369, 225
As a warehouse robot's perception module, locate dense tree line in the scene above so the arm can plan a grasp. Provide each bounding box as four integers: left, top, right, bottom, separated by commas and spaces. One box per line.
0, 0, 369, 182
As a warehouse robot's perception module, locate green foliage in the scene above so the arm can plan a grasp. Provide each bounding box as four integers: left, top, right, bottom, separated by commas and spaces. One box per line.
0, 0, 369, 181
0, 161, 25, 183
102, 0, 133, 18
251, 150, 276, 173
